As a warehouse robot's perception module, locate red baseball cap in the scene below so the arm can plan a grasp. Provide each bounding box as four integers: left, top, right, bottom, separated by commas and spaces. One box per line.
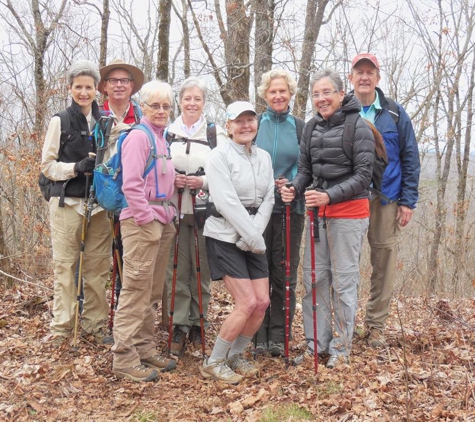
351, 53, 380, 70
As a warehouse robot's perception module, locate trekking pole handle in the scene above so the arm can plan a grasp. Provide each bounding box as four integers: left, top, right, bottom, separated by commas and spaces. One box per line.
189, 167, 205, 196
84, 152, 96, 176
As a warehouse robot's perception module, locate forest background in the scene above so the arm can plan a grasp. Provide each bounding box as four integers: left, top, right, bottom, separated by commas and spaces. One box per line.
0, 0, 474, 421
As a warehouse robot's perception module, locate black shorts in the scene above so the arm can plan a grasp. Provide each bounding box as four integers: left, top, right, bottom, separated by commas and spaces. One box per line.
205, 237, 269, 281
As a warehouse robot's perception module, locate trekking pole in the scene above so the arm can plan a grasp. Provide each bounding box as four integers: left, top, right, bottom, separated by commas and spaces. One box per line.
167, 170, 185, 353
72, 152, 96, 350
190, 167, 206, 357
108, 217, 123, 332
306, 186, 319, 374
284, 183, 292, 367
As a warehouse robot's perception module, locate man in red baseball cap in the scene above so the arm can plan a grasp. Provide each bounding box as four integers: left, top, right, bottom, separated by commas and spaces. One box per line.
349, 53, 420, 348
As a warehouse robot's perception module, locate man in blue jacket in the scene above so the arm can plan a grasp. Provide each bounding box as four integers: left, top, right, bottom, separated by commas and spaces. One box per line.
349, 53, 420, 347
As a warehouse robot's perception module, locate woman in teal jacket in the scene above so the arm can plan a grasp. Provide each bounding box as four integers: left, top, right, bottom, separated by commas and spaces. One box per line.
253, 69, 306, 357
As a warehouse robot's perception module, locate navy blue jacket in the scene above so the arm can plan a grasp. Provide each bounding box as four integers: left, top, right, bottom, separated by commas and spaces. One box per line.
375, 88, 420, 208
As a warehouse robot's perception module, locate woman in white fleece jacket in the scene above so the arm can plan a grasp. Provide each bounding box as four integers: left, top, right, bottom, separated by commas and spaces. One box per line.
200, 101, 274, 385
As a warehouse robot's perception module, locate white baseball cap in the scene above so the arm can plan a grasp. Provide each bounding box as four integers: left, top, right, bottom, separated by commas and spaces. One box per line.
225, 101, 256, 121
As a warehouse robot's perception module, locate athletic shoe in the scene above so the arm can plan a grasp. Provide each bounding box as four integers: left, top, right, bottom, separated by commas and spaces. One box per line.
141, 354, 176, 372
93, 328, 114, 345
253, 342, 268, 356
326, 355, 349, 369
113, 365, 159, 382
367, 328, 386, 348
227, 353, 259, 377
200, 358, 243, 384
170, 326, 187, 356
268, 341, 284, 357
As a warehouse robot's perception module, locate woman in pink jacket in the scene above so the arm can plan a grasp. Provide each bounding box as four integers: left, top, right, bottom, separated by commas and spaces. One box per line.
112, 80, 177, 382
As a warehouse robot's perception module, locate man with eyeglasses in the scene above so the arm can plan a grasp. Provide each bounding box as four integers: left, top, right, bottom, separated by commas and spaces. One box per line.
97, 59, 145, 312
98, 58, 145, 125
348, 53, 420, 348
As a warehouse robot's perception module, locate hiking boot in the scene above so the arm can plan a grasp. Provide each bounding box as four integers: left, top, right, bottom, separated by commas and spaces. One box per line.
200, 358, 243, 384
49, 333, 71, 348
268, 341, 284, 357
188, 326, 210, 353
367, 328, 386, 348
227, 353, 259, 378
170, 326, 187, 356
326, 355, 349, 369
92, 328, 114, 345
141, 354, 176, 372
113, 364, 159, 382
253, 342, 268, 356
290, 348, 329, 366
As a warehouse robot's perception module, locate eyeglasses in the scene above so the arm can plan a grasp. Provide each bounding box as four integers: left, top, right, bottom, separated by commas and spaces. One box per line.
106, 78, 132, 86
144, 102, 172, 111
312, 90, 338, 100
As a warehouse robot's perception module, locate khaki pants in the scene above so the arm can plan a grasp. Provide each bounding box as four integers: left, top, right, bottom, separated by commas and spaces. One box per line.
112, 219, 175, 370
365, 199, 400, 330
166, 214, 211, 333
49, 198, 111, 335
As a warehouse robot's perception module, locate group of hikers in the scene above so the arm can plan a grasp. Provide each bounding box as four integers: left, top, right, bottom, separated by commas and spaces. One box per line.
40, 53, 420, 384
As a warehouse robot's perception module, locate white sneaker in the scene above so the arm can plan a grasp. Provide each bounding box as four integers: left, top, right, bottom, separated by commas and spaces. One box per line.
200, 358, 243, 384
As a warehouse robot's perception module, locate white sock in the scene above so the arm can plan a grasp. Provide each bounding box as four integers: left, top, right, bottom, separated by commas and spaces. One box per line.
208, 336, 232, 364
228, 335, 252, 357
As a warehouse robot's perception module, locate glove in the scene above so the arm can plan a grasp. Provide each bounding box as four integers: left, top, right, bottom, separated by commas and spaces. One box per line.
74, 156, 96, 175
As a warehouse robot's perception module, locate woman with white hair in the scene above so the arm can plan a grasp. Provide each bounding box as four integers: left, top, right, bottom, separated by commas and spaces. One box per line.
253, 69, 306, 357
111, 80, 177, 382
201, 101, 274, 384
165, 76, 227, 357
41, 60, 112, 346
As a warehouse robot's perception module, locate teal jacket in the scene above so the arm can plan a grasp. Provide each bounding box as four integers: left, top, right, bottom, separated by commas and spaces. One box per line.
255, 107, 305, 214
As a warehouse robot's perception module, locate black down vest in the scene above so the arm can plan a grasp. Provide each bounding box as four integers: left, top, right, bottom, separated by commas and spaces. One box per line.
49, 100, 100, 200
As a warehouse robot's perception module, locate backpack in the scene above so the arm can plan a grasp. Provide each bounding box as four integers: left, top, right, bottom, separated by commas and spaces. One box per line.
92, 123, 162, 215
165, 120, 217, 149
39, 110, 70, 201
302, 101, 399, 197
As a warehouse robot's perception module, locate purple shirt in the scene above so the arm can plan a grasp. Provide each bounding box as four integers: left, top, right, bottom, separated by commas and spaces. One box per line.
120, 117, 176, 225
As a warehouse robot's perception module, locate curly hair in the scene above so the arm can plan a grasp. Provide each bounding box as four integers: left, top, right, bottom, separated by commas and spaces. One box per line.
257, 69, 298, 99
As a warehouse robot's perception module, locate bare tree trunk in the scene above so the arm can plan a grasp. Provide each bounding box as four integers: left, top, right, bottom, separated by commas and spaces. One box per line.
3, 0, 67, 135
157, 0, 172, 81
99, 0, 110, 67
223, 0, 253, 102
292, 0, 330, 119
254, 0, 275, 113
171, 0, 190, 79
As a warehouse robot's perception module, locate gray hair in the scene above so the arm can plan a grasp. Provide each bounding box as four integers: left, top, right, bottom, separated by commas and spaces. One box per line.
178, 76, 207, 103
67, 60, 100, 86
257, 69, 298, 99
139, 80, 174, 104
310, 68, 343, 92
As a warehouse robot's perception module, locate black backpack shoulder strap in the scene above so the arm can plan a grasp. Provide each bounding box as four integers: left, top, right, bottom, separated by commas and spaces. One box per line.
342, 112, 360, 160
206, 120, 217, 149
385, 98, 399, 125
56, 110, 70, 132
303, 116, 318, 158
294, 116, 305, 145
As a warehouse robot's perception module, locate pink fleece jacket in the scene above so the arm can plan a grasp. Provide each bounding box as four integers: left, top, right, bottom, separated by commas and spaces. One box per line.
120, 117, 176, 225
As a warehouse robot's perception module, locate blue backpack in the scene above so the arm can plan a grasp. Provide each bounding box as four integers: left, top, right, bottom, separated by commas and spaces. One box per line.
93, 123, 164, 215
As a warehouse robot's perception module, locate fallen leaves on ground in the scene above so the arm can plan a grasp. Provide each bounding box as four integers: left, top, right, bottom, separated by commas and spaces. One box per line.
0, 281, 474, 421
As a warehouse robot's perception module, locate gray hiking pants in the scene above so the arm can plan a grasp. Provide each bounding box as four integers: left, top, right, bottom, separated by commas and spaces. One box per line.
303, 216, 368, 357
